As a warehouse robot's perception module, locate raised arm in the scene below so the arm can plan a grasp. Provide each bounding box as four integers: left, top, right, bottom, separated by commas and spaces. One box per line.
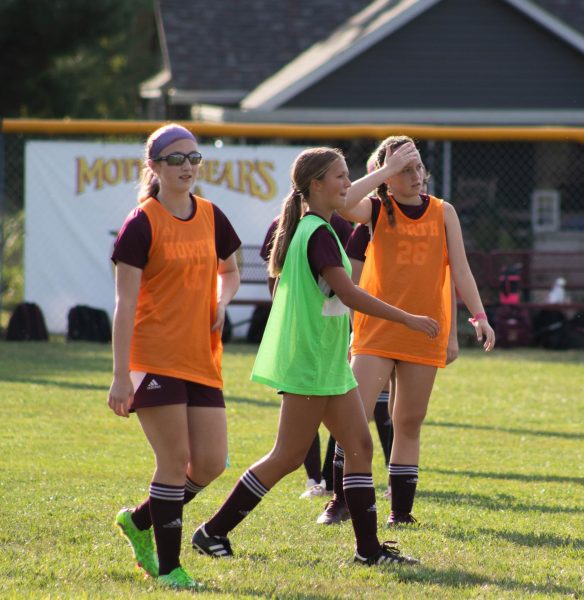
444, 202, 495, 351
340, 142, 420, 224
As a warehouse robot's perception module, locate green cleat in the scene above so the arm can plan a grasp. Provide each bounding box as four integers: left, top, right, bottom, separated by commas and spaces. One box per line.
115, 508, 159, 577
158, 566, 202, 590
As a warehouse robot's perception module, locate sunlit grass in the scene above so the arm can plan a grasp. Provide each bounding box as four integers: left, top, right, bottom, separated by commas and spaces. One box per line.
0, 341, 582, 598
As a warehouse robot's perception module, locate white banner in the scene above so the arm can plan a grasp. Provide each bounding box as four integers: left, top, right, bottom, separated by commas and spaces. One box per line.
24, 141, 301, 333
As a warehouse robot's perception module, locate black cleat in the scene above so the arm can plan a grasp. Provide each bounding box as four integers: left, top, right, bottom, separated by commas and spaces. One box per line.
192, 524, 233, 557
386, 511, 418, 527
354, 541, 420, 566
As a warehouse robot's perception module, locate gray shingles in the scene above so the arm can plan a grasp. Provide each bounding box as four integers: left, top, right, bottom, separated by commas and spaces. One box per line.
158, 0, 372, 92
157, 0, 584, 98
533, 0, 584, 34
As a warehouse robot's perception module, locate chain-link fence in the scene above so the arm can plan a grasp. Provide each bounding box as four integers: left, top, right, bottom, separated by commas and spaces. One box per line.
1, 121, 584, 341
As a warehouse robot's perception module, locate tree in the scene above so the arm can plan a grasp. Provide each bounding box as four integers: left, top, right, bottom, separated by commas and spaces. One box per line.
0, 0, 161, 118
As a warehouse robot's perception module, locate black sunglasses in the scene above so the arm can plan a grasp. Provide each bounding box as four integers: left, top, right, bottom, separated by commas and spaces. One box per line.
155, 151, 203, 166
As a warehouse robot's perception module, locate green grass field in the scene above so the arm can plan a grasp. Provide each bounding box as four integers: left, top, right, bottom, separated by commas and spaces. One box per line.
0, 340, 582, 599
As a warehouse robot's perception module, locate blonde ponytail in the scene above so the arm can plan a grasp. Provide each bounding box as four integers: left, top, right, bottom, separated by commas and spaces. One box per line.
268, 146, 344, 276
268, 190, 304, 277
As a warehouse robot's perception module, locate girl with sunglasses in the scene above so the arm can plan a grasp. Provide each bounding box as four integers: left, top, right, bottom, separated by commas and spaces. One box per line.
108, 123, 241, 590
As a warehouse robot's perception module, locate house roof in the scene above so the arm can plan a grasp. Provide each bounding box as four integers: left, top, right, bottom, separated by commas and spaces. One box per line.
242, 0, 584, 112
533, 0, 584, 35
154, 0, 372, 104
148, 0, 584, 124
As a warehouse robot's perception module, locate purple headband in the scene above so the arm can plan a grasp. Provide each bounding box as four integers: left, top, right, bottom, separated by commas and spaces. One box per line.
149, 126, 197, 159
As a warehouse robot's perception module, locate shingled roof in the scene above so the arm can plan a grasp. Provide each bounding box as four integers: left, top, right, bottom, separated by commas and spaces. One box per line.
145, 0, 373, 105
241, 0, 584, 114
143, 0, 584, 122
533, 0, 584, 34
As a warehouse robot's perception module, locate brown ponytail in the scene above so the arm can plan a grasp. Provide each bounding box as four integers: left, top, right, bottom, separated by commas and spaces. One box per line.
268, 190, 304, 277
138, 168, 160, 202
376, 180, 396, 228
268, 147, 344, 276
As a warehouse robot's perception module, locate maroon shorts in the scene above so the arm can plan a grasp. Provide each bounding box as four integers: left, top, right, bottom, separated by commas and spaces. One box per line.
129, 372, 225, 412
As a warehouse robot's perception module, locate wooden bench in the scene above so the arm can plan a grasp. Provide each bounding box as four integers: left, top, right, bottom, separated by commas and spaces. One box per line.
230, 245, 271, 307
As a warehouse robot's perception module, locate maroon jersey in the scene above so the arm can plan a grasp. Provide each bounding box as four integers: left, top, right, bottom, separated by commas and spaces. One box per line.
345, 223, 371, 262
371, 195, 430, 231
346, 195, 431, 263
260, 212, 353, 263
112, 195, 241, 267
305, 212, 344, 281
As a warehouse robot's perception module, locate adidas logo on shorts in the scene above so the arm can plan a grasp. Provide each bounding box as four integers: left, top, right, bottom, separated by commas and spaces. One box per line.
147, 378, 162, 391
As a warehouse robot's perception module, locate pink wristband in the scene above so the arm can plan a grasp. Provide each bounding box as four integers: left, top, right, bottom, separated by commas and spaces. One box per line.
468, 312, 488, 325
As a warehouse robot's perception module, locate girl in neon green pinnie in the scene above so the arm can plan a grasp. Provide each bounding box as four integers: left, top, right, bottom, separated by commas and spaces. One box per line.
192, 146, 438, 567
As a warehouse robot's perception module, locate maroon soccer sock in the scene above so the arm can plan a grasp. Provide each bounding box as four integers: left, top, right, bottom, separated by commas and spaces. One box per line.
343, 473, 380, 558
184, 475, 206, 503
389, 464, 419, 515
205, 469, 269, 538
130, 497, 152, 531
130, 475, 205, 530
332, 444, 346, 505
304, 433, 323, 483
322, 435, 336, 491
373, 391, 392, 466
148, 482, 185, 576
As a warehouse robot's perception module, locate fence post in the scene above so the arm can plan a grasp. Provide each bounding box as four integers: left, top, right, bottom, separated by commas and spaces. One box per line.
0, 125, 5, 326
425, 140, 436, 196
442, 140, 452, 200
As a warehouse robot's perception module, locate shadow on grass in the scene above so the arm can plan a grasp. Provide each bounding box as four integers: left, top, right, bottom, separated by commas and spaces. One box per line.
426, 467, 584, 486
225, 588, 331, 600
418, 489, 581, 514
196, 555, 578, 598
1, 381, 280, 406
446, 526, 583, 549
394, 565, 577, 597
425, 420, 583, 440
0, 375, 108, 392
0, 341, 112, 374
225, 395, 280, 408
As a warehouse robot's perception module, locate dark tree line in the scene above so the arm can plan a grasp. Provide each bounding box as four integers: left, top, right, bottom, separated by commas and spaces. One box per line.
0, 0, 161, 119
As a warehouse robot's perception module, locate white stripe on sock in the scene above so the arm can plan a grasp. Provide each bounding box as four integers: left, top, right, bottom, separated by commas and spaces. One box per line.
377, 391, 390, 402
241, 470, 268, 498
149, 483, 185, 502
343, 475, 374, 490
185, 479, 205, 494
388, 465, 419, 476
